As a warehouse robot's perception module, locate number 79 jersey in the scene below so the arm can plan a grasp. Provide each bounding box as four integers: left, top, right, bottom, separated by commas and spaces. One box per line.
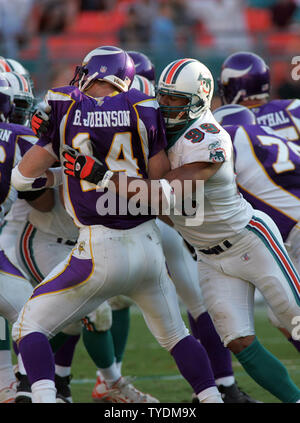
37, 85, 167, 229
226, 124, 300, 241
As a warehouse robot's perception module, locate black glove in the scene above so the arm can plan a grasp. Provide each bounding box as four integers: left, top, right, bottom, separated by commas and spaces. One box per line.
31, 103, 51, 137
62, 145, 108, 185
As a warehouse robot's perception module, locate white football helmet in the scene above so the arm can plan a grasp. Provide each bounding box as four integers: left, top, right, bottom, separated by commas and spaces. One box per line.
2, 71, 34, 126
0, 73, 14, 122
157, 59, 214, 129
0, 57, 34, 91
131, 75, 155, 97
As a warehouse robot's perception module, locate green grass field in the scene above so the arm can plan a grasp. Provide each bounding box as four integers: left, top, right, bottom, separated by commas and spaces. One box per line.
66, 303, 300, 403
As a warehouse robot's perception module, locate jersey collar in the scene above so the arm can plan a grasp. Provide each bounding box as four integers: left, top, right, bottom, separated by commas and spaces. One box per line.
166, 118, 198, 150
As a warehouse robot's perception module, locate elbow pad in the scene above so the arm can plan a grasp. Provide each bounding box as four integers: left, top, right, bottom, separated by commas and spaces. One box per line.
11, 165, 48, 191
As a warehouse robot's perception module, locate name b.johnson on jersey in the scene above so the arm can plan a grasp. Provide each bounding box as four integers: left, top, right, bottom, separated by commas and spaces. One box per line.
73, 109, 131, 128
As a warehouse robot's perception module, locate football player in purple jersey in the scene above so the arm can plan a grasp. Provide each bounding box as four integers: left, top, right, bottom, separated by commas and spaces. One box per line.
0, 68, 80, 403
218, 51, 300, 144
0, 73, 51, 403
213, 103, 300, 355
11, 46, 225, 403
127, 51, 156, 85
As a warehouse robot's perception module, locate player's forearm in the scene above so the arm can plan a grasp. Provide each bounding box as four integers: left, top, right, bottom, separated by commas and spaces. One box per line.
109, 173, 163, 204
162, 161, 222, 192
12, 165, 62, 191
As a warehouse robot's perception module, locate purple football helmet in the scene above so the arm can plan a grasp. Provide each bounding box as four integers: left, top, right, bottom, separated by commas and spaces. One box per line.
127, 51, 155, 84
70, 46, 135, 93
218, 52, 270, 105
213, 104, 256, 126
0, 74, 14, 122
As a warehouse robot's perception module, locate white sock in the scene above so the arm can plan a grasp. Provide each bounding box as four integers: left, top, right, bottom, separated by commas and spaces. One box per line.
0, 350, 16, 389
98, 362, 121, 387
215, 376, 235, 387
55, 365, 71, 378
31, 379, 56, 403
116, 361, 122, 373
197, 386, 224, 403
17, 353, 27, 375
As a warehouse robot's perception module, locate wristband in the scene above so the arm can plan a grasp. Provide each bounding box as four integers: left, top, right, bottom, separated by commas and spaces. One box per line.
99, 170, 114, 189
11, 166, 48, 191
49, 166, 63, 187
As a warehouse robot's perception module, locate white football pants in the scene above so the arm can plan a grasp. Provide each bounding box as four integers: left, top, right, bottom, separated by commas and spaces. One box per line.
13, 220, 189, 351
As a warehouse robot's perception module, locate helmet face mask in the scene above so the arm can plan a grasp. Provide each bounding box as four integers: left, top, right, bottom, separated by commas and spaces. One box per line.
0, 74, 14, 122
2, 71, 34, 126
218, 52, 270, 105
70, 46, 135, 94
157, 59, 214, 131
157, 88, 198, 129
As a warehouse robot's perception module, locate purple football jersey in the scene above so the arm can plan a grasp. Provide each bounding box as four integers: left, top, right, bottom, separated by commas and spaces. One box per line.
251, 99, 300, 144
226, 123, 300, 240
37, 86, 167, 229
0, 122, 37, 207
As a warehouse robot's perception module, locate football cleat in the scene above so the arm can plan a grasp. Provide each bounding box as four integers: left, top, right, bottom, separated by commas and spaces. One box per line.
15, 372, 32, 403
192, 383, 262, 403
92, 373, 159, 403
218, 383, 262, 403
0, 381, 17, 403
56, 393, 71, 403
55, 374, 73, 403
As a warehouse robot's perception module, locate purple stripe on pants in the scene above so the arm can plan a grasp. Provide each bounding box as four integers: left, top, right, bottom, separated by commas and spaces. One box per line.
0, 250, 24, 278
31, 255, 93, 299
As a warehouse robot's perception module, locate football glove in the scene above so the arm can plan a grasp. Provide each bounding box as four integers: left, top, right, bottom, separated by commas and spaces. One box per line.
31, 102, 52, 137
61, 145, 109, 185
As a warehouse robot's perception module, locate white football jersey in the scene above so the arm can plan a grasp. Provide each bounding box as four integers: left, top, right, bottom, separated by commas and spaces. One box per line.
5, 198, 32, 222
168, 109, 253, 248
28, 186, 79, 241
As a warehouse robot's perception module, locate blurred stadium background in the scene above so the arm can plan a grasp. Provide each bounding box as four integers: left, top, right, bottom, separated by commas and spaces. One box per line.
1, 0, 300, 104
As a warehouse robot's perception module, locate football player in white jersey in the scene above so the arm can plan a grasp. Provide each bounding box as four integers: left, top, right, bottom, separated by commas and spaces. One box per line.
67, 57, 300, 403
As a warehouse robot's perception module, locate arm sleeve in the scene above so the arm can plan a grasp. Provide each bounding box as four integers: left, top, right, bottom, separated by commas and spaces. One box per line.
182, 131, 233, 165
36, 89, 74, 159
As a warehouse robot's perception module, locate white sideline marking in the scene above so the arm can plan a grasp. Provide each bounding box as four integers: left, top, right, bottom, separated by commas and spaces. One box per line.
71, 363, 300, 385
71, 375, 184, 384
